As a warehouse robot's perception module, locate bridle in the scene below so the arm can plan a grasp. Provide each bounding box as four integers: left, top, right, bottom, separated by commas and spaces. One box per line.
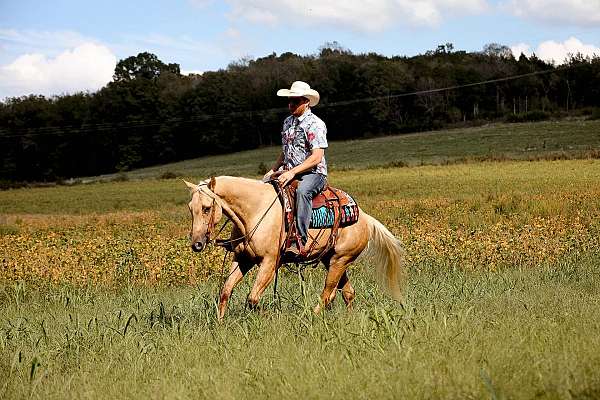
191, 183, 222, 246
190, 181, 281, 251
189, 178, 326, 299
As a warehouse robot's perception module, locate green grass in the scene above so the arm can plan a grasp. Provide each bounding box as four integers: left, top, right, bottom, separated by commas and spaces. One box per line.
0, 179, 187, 215
2, 120, 600, 398
1, 159, 599, 215
87, 119, 600, 182
1, 255, 599, 399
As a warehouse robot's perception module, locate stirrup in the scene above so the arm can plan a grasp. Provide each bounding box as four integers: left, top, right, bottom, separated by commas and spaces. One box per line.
283, 242, 306, 259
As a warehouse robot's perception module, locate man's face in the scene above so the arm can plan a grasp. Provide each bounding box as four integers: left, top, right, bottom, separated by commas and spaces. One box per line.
288, 97, 309, 116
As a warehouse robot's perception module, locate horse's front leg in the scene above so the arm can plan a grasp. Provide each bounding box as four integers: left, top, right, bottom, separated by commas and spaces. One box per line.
218, 257, 251, 321
247, 256, 278, 309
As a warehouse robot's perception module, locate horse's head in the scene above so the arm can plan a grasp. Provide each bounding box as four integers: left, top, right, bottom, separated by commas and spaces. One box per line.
184, 177, 223, 252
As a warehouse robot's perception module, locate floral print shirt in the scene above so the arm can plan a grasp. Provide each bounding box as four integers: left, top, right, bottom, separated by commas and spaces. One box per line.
281, 109, 328, 176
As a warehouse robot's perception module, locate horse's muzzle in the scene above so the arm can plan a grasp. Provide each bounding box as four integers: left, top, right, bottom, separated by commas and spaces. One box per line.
191, 241, 206, 252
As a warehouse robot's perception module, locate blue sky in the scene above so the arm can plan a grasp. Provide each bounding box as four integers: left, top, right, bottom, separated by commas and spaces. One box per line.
1, 0, 599, 99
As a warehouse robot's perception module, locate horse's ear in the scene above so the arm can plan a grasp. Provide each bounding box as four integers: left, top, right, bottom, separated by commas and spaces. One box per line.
182, 179, 197, 192
209, 176, 216, 191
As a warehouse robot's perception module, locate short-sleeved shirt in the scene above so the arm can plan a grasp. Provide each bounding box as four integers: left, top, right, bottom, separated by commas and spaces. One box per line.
281, 109, 328, 176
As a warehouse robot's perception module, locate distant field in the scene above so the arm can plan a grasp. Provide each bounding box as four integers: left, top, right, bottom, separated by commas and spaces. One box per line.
1, 160, 599, 278
1, 133, 600, 397
86, 119, 600, 182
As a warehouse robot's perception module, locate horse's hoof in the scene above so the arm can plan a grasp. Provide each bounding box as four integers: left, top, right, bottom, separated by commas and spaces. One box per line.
247, 300, 259, 311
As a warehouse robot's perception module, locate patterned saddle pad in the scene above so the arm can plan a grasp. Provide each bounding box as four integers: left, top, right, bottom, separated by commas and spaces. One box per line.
309, 187, 359, 229
277, 183, 360, 230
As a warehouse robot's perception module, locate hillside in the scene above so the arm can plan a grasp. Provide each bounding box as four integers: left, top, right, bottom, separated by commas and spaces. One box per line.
89, 119, 600, 182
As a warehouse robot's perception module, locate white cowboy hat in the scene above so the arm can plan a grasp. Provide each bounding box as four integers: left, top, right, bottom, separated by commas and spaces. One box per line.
277, 81, 320, 107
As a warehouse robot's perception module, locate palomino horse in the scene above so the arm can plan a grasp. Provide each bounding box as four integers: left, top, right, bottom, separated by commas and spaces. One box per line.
184, 176, 405, 320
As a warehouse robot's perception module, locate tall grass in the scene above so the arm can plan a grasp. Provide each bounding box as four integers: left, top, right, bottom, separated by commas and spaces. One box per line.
1, 153, 600, 397
1, 255, 599, 399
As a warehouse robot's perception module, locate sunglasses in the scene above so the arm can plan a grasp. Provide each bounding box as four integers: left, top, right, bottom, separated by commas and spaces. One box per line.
288, 97, 306, 105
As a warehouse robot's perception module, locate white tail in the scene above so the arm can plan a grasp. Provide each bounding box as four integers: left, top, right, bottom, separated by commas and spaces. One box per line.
363, 213, 406, 301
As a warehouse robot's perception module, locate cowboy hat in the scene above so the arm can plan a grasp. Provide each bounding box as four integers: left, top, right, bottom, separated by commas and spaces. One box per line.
277, 81, 320, 107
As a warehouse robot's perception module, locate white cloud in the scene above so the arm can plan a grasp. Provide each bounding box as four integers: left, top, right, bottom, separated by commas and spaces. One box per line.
182, 69, 204, 75
511, 37, 600, 64
537, 37, 600, 63
0, 43, 117, 99
225, 0, 489, 31
510, 43, 532, 58
503, 0, 600, 25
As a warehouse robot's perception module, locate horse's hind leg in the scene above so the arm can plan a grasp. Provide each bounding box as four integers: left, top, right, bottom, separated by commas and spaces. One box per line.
337, 271, 356, 310
326, 271, 355, 310
315, 255, 353, 314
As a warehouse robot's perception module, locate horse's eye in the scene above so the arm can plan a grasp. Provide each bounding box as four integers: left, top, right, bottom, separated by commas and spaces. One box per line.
202, 206, 210, 214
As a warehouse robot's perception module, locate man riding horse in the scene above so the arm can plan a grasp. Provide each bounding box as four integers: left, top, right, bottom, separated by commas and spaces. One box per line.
185, 81, 405, 319
263, 81, 327, 257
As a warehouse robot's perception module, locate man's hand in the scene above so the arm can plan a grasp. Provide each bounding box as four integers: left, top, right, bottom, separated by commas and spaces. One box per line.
262, 169, 275, 182
262, 169, 283, 183
277, 170, 295, 186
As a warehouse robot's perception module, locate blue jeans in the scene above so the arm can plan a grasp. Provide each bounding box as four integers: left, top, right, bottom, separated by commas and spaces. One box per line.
296, 172, 326, 245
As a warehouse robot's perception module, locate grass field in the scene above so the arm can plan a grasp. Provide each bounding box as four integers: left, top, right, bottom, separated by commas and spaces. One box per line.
2, 259, 600, 399
1, 120, 600, 398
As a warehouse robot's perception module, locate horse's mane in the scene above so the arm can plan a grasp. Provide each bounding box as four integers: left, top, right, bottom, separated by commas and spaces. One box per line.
201, 176, 261, 186
212, 176, 272, 193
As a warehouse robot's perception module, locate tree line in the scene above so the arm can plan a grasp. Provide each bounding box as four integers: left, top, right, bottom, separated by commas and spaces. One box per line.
1, 43, 599, 182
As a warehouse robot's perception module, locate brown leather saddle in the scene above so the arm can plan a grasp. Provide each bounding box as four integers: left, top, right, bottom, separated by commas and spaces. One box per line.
271, 180, 359, 261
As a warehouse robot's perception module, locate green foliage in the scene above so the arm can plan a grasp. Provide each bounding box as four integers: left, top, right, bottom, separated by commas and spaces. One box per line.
1, 48, 599, 182
113, 52, 180, 82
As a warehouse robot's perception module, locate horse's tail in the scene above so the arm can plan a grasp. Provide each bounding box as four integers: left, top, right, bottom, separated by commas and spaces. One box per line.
363, 213, 406, 301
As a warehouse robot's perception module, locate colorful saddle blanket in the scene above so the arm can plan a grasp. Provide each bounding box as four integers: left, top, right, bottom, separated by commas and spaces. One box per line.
270, 180, 360, 259
310, 187, 359, 228
277, 183, 360, 231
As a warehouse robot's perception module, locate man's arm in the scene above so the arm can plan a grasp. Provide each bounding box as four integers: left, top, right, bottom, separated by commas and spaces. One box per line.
271, 151, 284, 172
262, 151, 284, 181
289, 148, 324, 175
277, 148, 324, 186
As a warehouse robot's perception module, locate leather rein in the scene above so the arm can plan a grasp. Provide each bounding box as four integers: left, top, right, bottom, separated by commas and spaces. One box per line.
194, 183, 281, 252
194, 180, 334, 269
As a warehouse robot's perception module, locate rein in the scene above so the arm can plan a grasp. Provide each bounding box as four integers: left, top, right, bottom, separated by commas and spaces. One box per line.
194, 181, 284, 297
195, 182, 281, 251
194, 179, 332, 300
